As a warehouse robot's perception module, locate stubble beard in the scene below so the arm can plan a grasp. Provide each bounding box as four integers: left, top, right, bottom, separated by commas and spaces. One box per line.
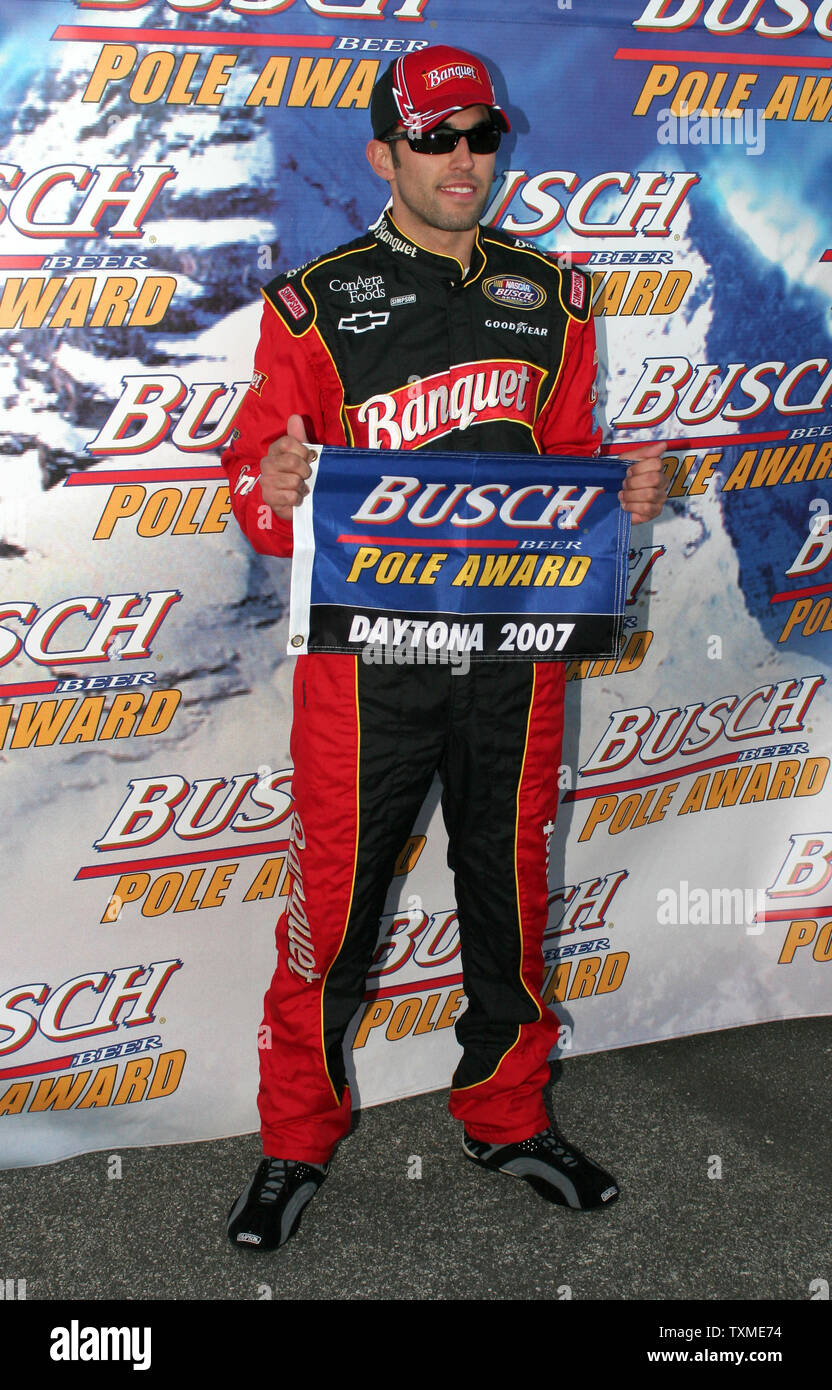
397, 182, 491, 235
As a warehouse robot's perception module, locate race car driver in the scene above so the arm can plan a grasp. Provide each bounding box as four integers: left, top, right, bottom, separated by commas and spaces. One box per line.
223, 44, 668, 1251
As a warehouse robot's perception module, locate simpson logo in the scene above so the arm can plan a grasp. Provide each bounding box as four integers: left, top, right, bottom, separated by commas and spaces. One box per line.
424, 62, 479, 89
391, 294, 417, 307
277, 285, 307, 321
569, 272, 586, 311
346, 359, 546, 449
482, 276, 547, 311
250, 370, 268, 395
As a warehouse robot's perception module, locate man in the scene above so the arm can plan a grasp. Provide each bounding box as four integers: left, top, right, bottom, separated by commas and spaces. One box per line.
223, 45, 667, 1251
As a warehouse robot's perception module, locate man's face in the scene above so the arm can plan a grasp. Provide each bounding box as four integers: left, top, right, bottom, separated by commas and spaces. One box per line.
385, 104, 497, 237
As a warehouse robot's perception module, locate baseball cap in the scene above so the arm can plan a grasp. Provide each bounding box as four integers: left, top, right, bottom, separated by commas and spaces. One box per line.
371, 45, 510, 139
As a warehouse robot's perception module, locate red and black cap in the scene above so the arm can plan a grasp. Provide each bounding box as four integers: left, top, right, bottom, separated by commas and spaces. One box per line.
371, 45, 510, 139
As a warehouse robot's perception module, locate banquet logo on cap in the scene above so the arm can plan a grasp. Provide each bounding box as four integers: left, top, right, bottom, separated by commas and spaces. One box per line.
482, 276, 546, 311
423, 63, 479, 89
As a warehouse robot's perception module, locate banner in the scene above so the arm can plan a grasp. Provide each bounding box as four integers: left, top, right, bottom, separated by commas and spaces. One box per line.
288, 447, 631, 659
1, 0, 830, 1168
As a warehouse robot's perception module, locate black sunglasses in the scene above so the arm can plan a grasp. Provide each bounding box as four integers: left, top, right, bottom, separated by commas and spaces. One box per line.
385, 121, 502, 156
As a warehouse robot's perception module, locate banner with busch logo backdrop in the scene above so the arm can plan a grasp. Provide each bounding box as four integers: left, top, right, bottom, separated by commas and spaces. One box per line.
0, 0, 830, 1167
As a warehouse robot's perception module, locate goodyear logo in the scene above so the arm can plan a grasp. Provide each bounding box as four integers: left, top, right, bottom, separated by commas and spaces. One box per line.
482, 275, 546, 311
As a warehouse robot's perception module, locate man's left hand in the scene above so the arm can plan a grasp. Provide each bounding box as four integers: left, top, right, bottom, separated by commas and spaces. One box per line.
618, 441, 669, 524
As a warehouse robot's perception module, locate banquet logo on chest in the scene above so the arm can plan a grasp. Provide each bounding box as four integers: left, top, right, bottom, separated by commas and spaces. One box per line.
482, 276, 547, 311
349, 359, 544, 448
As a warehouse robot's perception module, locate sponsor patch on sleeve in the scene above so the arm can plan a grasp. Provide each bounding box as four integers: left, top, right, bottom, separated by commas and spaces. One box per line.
250, 370, 268, 395
277, 284, 308, 321
569, 271, 586, 311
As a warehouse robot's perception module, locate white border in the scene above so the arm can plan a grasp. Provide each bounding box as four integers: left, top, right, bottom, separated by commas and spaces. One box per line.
287, 445, 322, 656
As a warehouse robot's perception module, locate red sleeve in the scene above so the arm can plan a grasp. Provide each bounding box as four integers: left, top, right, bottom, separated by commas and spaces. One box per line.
221, 295, 346, 558
533, 290, 603, 459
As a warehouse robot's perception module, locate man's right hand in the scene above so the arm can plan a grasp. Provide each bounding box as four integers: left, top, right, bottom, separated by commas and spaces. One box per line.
259, 414, 315, 520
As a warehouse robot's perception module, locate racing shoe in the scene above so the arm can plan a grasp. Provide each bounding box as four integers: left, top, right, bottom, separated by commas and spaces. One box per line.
227, 1156, 328, 1250
462, 1126, 619, 1210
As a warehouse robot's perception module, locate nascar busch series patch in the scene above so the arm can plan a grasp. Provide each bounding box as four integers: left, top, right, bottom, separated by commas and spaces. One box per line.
482, 275, 547, 311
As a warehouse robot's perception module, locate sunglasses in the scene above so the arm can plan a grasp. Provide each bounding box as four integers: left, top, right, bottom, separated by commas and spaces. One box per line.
385, 121, 502, 156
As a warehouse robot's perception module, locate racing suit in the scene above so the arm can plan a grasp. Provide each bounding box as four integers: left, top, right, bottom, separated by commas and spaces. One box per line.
222, 210, 601, 1162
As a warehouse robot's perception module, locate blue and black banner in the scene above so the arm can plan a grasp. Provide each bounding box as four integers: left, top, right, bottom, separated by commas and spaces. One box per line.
289, 448, 630, 660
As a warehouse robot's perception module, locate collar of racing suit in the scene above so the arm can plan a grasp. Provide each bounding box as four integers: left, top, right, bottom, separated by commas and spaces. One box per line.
370, 210, 487, 286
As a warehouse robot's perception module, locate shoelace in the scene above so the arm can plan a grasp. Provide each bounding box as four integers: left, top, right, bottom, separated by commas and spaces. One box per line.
534, 1130, 578, 1168
259, 1158, 290, 1203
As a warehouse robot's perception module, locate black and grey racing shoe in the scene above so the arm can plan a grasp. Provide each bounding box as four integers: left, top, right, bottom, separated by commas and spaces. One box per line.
462, 1127, 619, 1210
227, 1157, 329, 1250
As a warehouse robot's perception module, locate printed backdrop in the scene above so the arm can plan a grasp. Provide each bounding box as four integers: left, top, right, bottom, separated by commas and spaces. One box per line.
1, 0, 830, 1168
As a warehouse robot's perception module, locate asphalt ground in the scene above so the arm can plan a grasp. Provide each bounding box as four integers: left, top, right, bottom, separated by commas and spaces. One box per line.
1, 1015, 829, 1365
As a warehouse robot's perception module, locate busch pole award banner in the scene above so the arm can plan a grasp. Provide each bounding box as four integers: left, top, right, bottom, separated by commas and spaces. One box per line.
288, 447, 630, 659
0, 0, 830, 1168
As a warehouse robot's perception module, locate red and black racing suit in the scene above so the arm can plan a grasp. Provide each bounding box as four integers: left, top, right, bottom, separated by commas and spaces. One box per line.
222, 211, 601, 1162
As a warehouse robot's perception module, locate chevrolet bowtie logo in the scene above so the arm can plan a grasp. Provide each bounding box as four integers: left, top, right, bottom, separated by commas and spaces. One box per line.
338, 311, 390, 333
